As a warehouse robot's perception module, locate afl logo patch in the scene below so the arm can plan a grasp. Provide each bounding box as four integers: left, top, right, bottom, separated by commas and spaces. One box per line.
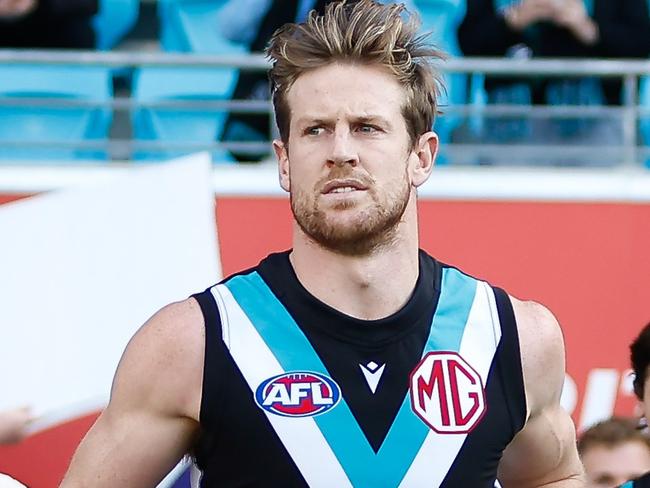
255, 372, 341, 417
409, 351, 487, 434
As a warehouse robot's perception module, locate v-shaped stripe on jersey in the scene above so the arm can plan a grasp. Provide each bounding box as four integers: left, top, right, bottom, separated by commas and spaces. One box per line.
224, 266, 477, 488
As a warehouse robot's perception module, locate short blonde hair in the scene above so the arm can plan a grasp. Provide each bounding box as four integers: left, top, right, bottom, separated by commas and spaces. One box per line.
266, 0, 445, 146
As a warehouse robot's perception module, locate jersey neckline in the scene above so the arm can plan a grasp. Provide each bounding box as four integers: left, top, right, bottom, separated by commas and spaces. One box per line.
256, 249, 441, 347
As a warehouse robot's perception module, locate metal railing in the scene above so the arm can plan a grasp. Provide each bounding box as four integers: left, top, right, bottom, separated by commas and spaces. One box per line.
1, 49, 649, 166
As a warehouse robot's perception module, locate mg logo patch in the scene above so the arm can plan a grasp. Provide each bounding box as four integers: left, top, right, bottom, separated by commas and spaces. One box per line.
409, 351, 486, 434
255, 371, 341, 417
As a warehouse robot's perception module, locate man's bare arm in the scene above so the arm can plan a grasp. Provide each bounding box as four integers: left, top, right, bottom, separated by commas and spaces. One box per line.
498, 299, 584, 487
61, 298, 205, 487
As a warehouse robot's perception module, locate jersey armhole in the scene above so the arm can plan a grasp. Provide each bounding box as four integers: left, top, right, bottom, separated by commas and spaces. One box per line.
493, 287, 527, 436
190, 287, 223, 465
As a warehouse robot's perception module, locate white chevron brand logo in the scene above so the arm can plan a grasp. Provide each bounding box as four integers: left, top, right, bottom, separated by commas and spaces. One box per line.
359, 361, 385, 394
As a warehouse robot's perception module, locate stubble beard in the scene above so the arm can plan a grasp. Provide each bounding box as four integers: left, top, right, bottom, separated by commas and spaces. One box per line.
290, 169, 412, 257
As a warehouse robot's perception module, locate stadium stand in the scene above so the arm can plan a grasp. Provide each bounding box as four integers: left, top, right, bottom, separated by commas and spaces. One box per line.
640, 77, 650, 167
0, 64, 112, 162
457, 0, 650, 165
0, 0, 135, 163
93, 0, 140, 50
131, 65, 241, 163
132, 0, 247, 162
415, 0, 467, 164
1, 0, 650, 166
158, 0, 238, 53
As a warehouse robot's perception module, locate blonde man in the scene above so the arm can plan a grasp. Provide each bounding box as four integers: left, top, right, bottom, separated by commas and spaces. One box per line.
61, 1, 584, 486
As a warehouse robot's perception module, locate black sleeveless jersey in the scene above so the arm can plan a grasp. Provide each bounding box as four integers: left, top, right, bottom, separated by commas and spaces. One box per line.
191, 250, 526, 487
622, 472, 650, 487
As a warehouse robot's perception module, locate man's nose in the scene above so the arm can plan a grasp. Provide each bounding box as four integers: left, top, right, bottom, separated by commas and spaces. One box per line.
327, 129, 359, 167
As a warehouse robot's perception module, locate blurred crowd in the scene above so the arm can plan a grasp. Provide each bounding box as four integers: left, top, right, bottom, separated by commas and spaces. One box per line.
1, 0, 650, 164
0, 0, 97, 48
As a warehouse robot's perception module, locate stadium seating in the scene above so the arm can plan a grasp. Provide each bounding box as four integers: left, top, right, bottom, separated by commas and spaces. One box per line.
0, 65, 112, 162
414, 0, 467, 163
158, 0, 236, 53
132, 0, 248, 162
93, 0, 140, 50
639, 77, 650, 166
131, 66, 241, 162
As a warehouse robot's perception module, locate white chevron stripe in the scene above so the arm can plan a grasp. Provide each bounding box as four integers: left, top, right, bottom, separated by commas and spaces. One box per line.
399, 282, 501, 487
211, 284, 354, 488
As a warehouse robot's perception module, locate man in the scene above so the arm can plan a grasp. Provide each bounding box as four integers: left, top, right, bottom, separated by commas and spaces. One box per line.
61, 1, 584, 486
218, 0, 418, 161
620, 322, 650, 488
578, 417, 650, 487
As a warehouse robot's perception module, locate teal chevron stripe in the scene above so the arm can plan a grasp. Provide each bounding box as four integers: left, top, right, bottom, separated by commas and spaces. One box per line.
225, 265, 477, 487
426, 267, 479, 353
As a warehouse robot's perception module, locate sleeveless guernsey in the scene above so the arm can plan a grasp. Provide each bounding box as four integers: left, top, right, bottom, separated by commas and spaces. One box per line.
192, 250, 526, 487
621, 472, 650, 488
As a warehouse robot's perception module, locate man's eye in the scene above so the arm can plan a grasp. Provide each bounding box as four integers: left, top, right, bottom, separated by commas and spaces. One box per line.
306, 127, 325, 136
357, 125, 378, 133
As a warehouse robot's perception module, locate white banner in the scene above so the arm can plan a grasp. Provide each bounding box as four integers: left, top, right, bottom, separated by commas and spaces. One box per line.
0, 154, 221, 425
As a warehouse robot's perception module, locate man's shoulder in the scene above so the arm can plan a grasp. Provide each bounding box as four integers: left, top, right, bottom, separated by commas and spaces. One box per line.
126, 298, 205, 368
107, 297, 205, 421
510, 297, 563, 357
509, 297, 566, 416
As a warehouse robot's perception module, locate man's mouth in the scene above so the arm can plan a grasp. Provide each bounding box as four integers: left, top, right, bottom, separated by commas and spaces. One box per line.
321, 179, 368, 194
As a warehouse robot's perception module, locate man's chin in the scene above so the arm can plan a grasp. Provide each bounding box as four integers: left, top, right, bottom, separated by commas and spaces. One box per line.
305, 219, 391, 256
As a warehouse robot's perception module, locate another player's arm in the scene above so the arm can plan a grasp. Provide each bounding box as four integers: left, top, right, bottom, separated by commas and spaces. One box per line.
497, 298, 585, 487
60, 298, 205, 487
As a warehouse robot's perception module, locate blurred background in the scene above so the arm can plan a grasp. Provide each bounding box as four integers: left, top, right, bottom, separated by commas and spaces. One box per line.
0, 0, 649, 487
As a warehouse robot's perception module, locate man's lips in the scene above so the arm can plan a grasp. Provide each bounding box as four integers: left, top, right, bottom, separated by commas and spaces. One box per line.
321, 179, 369, 194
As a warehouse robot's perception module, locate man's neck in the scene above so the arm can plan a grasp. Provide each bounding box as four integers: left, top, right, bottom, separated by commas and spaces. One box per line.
289, 223, 420, 321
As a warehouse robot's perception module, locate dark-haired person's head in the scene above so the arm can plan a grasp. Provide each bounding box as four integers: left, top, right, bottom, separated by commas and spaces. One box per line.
631, 322, 650, 409
578, 417, 650, 488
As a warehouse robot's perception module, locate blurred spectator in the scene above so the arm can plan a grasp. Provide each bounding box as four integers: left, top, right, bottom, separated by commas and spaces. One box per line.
457, 0, 650, 161
624, 321, 650, 487
578, 417, 650, 488
0, 406, 33, 445
631, 322, 650, 408
218, 0, 418, 161
0, 0, 98, 49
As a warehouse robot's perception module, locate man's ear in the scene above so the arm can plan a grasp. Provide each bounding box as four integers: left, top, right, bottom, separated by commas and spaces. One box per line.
411, 131, 438, 188
273, 139, 290, 192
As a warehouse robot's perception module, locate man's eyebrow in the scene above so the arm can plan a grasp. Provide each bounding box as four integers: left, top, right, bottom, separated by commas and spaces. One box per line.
354, 115, 391, 127
295, 117, 333, 126
294, 114, 393, 127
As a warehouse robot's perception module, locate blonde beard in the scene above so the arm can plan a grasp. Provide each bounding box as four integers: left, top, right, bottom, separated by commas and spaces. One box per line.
290, 175, 411, 256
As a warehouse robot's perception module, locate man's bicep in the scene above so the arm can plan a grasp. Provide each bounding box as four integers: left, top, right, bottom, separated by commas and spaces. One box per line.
61, 404, 196, 487
61, 299, 204, 487
497, 404, 583, 487
498, 298, 584, 487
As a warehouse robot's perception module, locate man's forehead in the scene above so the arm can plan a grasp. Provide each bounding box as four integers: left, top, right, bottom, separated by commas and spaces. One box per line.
285, 63, 406, 117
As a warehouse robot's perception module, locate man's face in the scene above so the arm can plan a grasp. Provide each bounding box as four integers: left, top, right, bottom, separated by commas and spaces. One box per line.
273, 62, 437, 255
582, 441, 650, 488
